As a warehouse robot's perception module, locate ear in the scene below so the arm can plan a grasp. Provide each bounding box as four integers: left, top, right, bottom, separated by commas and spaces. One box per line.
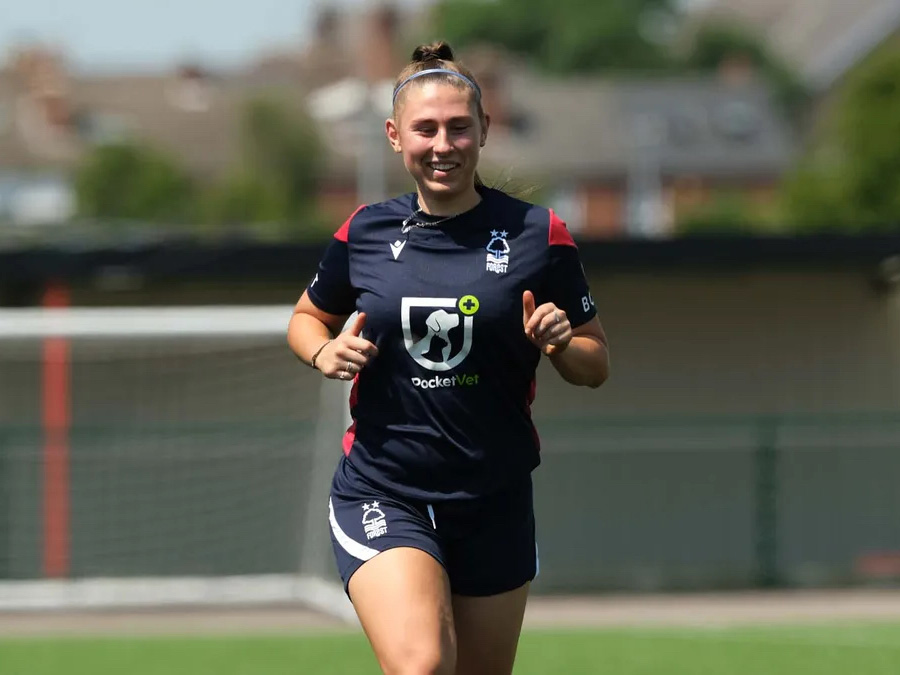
480, 113, 491, 147
385, 117, 402, 153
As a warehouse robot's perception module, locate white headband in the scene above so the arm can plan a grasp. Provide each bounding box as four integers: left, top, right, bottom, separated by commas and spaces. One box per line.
392, 68, 482, 104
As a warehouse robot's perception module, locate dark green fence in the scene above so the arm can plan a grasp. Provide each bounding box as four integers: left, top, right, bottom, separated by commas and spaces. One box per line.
2, 414, 899, 592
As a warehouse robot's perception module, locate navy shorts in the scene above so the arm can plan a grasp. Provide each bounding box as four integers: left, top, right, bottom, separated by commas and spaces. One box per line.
328, 455, 538, 597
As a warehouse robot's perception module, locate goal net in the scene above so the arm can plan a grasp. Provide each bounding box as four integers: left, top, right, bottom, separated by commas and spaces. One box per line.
0, 305, 354, 620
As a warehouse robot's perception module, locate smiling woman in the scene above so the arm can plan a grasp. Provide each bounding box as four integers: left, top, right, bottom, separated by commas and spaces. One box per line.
286, 41, 610, 675
385, 42, 489, 217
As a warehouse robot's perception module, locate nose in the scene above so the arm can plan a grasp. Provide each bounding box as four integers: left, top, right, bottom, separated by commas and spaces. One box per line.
433, 127, 452, 154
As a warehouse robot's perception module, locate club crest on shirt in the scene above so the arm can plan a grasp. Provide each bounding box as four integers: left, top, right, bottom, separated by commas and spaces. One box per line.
486, 230, 510, 274
362, 501, 387, 540
401, 296, 477, 372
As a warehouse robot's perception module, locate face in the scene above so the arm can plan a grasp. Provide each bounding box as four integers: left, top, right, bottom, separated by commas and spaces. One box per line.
386, 81, 489, 211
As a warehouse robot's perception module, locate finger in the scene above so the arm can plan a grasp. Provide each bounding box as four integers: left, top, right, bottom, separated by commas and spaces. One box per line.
535, 320, 564, 343
327, 343, 367, 368
532, 313, 554, 339
535, 327, 568, 352
342, 336, 379, 357
522, 290, 536, 327
546, 327, 572, 346
534, 310, 568, 339
328, 357, 361, 379
525, 306, 555, 336
348, 312, 366, 337
341, 351, 369, 368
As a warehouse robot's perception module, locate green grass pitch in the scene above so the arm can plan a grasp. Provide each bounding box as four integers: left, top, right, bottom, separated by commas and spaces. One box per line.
2, 623, 899, 674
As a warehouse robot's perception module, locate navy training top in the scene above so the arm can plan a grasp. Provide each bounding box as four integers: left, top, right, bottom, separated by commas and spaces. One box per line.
306, 187, 597, 501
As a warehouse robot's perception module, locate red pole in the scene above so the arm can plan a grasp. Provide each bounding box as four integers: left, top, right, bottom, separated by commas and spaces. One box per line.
41, 282, 70, 578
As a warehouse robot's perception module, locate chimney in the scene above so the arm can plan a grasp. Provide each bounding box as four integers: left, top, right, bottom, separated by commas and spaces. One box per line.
168, 63, 212, 112
361, 4, 399, 83
12, 47, 73, 131
315, 7, 339, 45
717, 52, 756, 87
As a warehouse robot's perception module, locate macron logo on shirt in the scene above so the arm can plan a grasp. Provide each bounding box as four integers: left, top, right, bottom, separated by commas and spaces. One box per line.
390, 240, 406, 260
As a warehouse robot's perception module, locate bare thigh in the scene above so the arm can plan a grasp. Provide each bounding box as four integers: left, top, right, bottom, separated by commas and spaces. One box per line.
349, 547, 457, 675
451, 583, 530, 675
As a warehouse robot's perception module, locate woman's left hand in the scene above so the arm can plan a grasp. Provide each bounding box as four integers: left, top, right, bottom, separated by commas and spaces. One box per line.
522, 290, 571, 355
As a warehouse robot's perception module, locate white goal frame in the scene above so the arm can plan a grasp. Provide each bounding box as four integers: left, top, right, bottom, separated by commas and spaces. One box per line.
0, 305, 355, 622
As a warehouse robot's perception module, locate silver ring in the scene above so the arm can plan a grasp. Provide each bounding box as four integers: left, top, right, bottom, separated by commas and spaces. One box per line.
554, 311, 561, 324
346, 361, 353, 373
340, 370, 349, 380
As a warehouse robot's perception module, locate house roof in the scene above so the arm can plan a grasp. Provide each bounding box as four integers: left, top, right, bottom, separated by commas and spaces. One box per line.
69, 73, 309, 178
0, 52, 311, 180
305, 59, 794, 186
481, 72, 794, 181
2, 45, 794, 188
693, 0, 900, 89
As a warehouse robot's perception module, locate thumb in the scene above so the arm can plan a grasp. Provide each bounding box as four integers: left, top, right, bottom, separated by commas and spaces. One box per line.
522, 290, 536, 325
348, 312, 366, 337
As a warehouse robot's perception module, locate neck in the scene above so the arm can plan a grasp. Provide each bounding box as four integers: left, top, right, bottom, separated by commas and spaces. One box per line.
417, 186, 482, 216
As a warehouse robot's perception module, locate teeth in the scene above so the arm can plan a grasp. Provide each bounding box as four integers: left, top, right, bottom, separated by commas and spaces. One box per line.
430, 164, 456, 170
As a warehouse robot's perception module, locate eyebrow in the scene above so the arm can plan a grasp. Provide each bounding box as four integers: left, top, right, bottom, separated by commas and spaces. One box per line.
409, 115, 474, 126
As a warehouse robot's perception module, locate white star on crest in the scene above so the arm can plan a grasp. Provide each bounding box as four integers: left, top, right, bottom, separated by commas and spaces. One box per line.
490, 229, 499, 237
500, 230, 508, 238
363, 501, 380, 511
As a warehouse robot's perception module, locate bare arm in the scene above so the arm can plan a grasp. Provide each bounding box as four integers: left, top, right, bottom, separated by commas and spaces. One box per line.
546, 317, 609, 388
522, 291, 609, 388
287, 291, 378, 379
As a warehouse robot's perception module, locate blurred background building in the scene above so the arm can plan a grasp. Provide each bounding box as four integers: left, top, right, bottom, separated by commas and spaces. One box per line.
1, 0, 898, 238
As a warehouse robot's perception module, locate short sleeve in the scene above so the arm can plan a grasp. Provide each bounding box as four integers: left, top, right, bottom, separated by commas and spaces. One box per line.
305, 206, 363, 316
544, 210, 597, 328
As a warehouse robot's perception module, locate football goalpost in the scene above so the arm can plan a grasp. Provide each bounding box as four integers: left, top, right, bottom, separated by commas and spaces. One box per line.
0, 305, 355, 621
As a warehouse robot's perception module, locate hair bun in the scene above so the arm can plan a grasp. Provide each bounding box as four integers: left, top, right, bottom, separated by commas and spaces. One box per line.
412, 41, 455, 63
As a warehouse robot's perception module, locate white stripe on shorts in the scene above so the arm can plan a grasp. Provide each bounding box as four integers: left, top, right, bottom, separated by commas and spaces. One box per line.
329, 498, 379, 561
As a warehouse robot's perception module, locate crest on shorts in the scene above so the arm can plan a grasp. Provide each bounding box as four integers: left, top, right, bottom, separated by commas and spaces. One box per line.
362, 501, 387, 540
401, 297, 476, 371
486, 230, 510, 274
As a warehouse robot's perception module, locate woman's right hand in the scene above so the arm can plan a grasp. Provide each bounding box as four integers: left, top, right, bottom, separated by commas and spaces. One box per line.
316, 313, 379, 380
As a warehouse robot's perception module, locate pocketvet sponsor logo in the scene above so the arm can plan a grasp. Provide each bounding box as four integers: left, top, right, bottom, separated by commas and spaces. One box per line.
410, 373, 480, 389
402, 296, 478, 371
403, 295, 482, 386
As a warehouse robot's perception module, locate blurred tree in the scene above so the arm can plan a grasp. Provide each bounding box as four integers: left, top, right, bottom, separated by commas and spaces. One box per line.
241, 98, 322, 220
675, 190, 767, 236
201, 97, 324, 237
838, 49, 900, 228
199, 172, 286, 230
431, 0, 678, 73
781, 48, 900, 232
778, 164, 855, 232
74, 142, 194, 222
